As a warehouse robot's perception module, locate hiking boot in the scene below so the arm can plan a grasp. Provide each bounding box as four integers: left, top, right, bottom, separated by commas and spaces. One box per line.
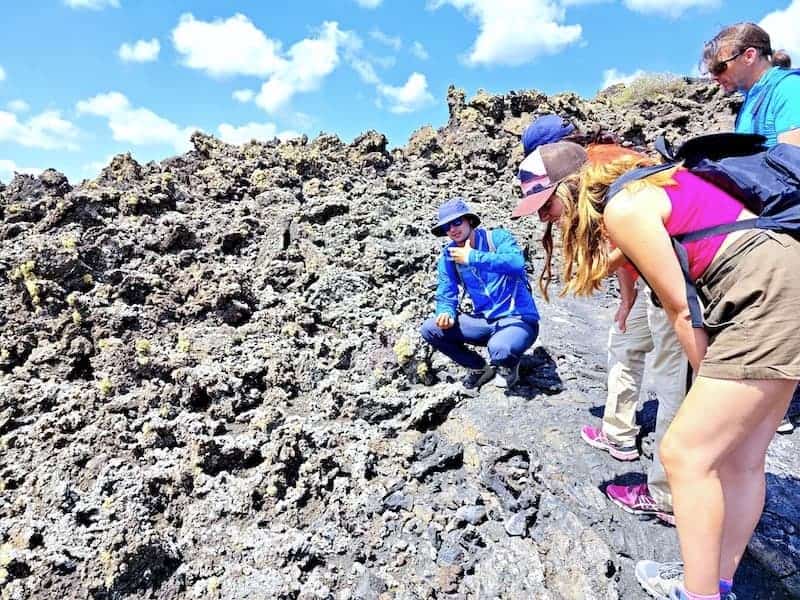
492, 363, 519, 388
462, 366, 495, 390
606, 483, 670, 520
777, 417, 795, 434
580, 425, 639, 461
635, 560, 684, 599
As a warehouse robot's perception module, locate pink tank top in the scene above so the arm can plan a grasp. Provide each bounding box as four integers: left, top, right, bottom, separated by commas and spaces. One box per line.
664, 170, 745, 280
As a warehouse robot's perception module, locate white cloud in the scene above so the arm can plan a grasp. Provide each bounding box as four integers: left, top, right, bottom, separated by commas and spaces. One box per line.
64, 0, 119, 9
601, 68, 646, 89
411, 41, 430, 60
173, 15, 363, 113
76, 92, 197, 152
0, 110, 80, 150
255, 22, 358, 113
370, 29, 402, 51
355, 0, 383, 7
232, 89, 256, 103
0, 65, 5, 81
172, 13, 286, 77
7, 100, 29, 113
430, 0, 582, 66
217, 122, 300, 145
0, 159, 41, 182
377, 72, 435, 114
83, 154, 116, 175
622, 0, 719, 18
351, 57, 382, 84
119, 38, 160, 63
761, 1, 800, 60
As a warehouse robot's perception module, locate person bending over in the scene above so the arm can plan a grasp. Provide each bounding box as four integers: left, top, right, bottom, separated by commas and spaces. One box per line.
516, 136, 688, 527
528, 141, 799, 600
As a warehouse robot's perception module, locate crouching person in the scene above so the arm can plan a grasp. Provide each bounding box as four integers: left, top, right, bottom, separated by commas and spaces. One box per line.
420, 197, 540, 390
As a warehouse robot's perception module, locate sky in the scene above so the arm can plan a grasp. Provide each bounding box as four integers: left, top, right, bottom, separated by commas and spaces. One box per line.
1, 0, 798, 184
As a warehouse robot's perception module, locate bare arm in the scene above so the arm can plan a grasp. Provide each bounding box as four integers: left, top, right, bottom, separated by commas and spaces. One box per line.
613, 266, 638, 332
604, 186, 707, 371
778, 128, 800, 146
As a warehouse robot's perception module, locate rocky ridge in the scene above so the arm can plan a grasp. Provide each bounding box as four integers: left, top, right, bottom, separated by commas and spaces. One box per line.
1, 78, 798, 599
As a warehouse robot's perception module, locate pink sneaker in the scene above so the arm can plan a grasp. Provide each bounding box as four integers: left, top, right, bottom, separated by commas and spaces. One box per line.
606, 483, 671, 520
580, 425, 639, 461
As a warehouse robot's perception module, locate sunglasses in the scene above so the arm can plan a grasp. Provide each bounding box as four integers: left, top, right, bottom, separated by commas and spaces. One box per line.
442, 217, 464, 231
709, 50, 744, 76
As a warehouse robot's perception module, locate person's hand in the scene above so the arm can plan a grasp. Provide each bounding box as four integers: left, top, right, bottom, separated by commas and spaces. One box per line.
448, 238, 472, 265
436, 313, 454, 329
614, 294, 636, 333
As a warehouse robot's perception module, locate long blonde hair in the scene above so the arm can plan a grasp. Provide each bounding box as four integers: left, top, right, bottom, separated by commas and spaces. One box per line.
539, 155, 679, 299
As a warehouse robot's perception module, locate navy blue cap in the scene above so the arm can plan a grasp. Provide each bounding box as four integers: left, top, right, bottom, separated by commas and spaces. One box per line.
522, 115, 575, 157
431, 197, 480, 236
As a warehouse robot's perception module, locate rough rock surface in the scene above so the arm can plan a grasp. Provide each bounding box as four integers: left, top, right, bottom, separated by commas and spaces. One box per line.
1, 79, 798, 599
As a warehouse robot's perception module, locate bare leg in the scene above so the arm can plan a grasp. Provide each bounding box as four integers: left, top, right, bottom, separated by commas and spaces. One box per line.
717, 380, 795, 580
660, 377, 796, 594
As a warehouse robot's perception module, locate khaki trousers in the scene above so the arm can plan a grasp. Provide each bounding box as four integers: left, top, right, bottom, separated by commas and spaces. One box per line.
603, 281, 689, 512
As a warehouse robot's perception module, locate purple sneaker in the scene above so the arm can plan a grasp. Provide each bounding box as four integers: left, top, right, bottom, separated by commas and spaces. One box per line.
580, 425, 639, 461
606, 483, 672, 520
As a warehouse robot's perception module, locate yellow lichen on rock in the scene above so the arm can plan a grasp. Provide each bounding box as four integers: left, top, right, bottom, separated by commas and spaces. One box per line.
393, 335, 414, 366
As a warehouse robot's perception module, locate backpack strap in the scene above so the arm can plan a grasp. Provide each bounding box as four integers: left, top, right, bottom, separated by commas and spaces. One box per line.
654, 135, 676, 161
670, 239, 704, 328
452, 228, 494, 303
673, 218, 759, 243
603, 163, 677, 209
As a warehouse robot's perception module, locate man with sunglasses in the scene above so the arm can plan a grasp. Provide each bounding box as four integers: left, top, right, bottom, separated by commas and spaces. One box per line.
703, 22, 800, 148
420, 198, 539, 390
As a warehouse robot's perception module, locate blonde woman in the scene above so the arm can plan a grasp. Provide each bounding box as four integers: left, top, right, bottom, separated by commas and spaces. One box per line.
518, 141, 800, 600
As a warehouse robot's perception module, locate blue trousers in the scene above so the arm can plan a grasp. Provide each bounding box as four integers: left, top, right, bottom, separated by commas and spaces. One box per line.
420, 314, 540, 370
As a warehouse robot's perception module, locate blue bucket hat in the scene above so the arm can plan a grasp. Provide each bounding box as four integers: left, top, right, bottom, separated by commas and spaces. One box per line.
431, 197, 480, 236
522, 114, 575, 157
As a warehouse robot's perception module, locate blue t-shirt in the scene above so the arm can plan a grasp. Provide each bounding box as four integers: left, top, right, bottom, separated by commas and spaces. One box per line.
735, 67, 800, 148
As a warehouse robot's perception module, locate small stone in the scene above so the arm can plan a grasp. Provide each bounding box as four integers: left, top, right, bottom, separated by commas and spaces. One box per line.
504, 512, 529, 537
455, 505, 487, 526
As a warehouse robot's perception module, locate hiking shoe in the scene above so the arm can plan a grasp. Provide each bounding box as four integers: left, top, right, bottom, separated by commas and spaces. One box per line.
606, 483, 667, 518
777, 417, 795, 434
462, 366, 495, 390
580, 425, 639, 461
635, 560, 683, 599
492, 363, 519, 388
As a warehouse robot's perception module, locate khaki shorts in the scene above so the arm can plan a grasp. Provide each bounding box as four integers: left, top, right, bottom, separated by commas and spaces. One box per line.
696, 230, 800, 380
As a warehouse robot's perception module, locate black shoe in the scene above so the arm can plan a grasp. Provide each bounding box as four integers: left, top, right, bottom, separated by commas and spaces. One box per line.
492, 363, 519, 388
462, 366, 495, 390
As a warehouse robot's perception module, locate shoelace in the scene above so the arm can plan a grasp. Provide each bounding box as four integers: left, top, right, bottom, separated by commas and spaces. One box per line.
657, 562, 685, 581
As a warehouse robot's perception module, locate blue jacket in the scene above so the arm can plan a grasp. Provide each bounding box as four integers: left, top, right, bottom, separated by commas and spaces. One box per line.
736, 67, 800, 148
435, 228, 539, 322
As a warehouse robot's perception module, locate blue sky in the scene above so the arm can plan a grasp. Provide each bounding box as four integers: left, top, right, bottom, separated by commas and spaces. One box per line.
1, 0, 798, 184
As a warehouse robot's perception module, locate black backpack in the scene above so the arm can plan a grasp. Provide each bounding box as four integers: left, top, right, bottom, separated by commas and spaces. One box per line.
604, 132, 800, 328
